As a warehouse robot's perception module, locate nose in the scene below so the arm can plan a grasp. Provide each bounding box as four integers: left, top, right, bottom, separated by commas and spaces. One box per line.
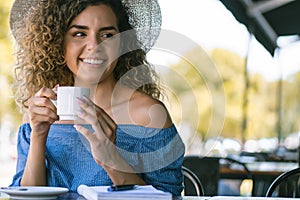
87, 34, 102, 51
87, 37, 97, 51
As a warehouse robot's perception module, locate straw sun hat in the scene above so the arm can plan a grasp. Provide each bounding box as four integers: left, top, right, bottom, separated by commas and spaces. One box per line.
9, 0, 162, 52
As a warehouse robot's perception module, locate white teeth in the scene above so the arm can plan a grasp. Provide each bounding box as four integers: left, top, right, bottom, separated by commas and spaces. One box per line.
83, 59, 104, 65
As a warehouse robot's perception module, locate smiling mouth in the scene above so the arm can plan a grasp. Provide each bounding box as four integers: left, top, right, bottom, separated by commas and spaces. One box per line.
82, 58, 104, 65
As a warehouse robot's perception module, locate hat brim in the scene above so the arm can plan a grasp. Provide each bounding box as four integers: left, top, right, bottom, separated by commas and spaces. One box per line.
9, 0, 41, 38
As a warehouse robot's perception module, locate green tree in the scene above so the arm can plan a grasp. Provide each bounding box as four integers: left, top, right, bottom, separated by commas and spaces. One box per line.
166, 46, 291, 145
280, 72, 300, 137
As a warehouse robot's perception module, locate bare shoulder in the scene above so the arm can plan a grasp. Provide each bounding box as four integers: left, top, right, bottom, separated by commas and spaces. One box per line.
128, 91, 173, 128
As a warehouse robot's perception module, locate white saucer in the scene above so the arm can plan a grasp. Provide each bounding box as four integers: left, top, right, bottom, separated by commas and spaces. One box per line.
0, 186, 69, 199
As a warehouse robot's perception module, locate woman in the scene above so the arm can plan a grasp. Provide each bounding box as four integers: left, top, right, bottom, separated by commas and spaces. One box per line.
9, 0, 185, 196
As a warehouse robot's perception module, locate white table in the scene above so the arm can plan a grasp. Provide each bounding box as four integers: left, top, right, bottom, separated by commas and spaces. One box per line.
183, 196, 300, 200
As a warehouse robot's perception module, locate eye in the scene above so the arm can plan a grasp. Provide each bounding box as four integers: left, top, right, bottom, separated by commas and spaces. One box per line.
73, 32, 86, 37
100, 32, 115, 39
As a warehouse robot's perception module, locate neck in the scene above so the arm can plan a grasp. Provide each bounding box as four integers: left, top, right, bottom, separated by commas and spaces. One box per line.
74, 76, 117, 110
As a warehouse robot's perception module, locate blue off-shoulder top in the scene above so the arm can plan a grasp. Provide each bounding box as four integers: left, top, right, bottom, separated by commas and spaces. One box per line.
10, 123, 185, 196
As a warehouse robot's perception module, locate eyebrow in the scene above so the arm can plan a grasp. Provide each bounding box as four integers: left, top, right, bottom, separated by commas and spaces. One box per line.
68, 25, 118, 32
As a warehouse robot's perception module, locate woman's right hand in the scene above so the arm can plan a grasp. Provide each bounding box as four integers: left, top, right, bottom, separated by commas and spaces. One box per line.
27, 87, 59, 138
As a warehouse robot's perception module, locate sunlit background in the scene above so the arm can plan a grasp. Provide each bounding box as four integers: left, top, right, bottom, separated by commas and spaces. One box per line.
1, 0, 300, 187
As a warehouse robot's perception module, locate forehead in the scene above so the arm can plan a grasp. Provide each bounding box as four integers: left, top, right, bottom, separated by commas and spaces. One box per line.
71, 4, 118, 27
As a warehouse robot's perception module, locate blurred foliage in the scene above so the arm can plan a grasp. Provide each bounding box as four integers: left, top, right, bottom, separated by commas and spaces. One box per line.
281, 73, 300, 135
166, 46, 300, 142
0, 0, 22, 137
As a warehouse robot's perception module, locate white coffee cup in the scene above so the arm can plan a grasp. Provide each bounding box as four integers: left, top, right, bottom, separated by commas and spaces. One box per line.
53, 86, 90, 120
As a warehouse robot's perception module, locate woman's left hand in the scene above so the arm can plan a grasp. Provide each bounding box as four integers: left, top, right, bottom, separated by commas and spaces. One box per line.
74, 96, 146, 185
74, 96, 118, 166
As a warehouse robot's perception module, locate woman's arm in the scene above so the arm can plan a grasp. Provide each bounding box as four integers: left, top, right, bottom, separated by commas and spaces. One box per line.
20, 87, 58, 186
100, 159, 146, 185
20, 134, 47, 186
73, 125, 147, 185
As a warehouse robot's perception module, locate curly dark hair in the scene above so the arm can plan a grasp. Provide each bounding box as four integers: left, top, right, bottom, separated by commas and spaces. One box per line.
13, 0, 162, 110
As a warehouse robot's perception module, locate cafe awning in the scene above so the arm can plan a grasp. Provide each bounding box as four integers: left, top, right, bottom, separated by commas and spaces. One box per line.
219, 0, 300, 56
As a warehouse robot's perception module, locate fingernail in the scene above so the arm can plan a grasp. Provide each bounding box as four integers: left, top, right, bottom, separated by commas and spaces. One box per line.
76, 97, 84, 104
83, 95, 89, 100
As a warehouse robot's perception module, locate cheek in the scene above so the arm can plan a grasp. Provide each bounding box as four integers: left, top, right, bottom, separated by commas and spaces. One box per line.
107, 39, 121, 61
64, 43, 79, 69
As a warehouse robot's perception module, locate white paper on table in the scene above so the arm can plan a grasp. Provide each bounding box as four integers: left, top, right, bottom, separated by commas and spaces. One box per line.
77, 184, 172, 200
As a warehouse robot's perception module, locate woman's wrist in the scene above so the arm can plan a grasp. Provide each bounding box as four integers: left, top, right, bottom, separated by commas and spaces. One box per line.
102, 163, 146, 185
30, 133, 48, 144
